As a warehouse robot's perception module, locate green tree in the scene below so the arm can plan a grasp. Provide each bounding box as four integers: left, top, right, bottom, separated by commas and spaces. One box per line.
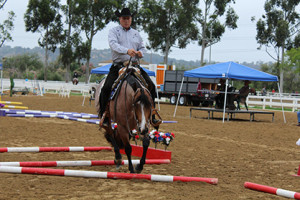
72, 0, 122, 83
24, 0, 63, 82
254, 0, 300, 92
140, 0, 199, 65
3, 53, 44, 78
197, 0, 238, 66
59, 0, 81, 83
286, 47, 300, 73
0, 0, 15, 47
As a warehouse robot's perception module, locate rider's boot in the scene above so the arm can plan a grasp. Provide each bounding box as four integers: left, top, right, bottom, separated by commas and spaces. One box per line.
152, 115, 160, 125
100, 112, 109, 127
152, 114, 161, 130
100, 106, 109, 127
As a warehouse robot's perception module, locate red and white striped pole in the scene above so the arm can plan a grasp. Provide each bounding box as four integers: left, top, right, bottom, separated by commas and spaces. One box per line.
0, 146, 112, 153
0, 166, 218, 184
0, 159, 171, 167
244, 182, 300, 199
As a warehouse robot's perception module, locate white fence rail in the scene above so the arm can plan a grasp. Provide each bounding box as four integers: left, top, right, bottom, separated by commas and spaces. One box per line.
0, 78, 92, 97
2, 78, 300, 111
247, 95, 300, 112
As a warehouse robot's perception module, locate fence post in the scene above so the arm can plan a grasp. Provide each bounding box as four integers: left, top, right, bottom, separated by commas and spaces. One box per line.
262, 96, 266, 109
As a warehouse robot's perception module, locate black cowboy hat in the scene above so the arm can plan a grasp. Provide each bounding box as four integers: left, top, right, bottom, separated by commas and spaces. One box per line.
115, 8, 135, 17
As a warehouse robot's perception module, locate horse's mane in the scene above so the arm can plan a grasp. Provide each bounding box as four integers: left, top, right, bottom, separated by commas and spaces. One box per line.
134, 88, 152, 108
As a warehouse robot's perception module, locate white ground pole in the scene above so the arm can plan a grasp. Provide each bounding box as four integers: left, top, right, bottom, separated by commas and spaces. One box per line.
173, 77, 185, 117
222, 79, 229, 123
82, 74, 92, 106
277, 82, 286, 123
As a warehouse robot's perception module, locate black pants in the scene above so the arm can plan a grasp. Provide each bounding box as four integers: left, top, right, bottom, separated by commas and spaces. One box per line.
99, 63, 157, 116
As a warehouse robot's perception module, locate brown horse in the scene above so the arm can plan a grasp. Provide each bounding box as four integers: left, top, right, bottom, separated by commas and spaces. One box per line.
96, 70, 155, 173
72, 78, 78, 85
235, 87, 256, 110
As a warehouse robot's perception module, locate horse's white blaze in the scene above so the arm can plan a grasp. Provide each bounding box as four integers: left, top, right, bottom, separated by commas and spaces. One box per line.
140, 103, 146, 131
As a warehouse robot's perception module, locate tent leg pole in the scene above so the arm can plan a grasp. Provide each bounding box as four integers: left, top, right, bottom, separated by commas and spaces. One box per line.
222, 79, 229, 123
173, 77, 184, 117
155, 81, 160, 111
277, 82, 286, 123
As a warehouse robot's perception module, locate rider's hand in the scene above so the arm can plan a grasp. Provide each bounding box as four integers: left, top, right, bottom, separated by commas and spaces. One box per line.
127, 49, 136, 57
136, 51, 143, 58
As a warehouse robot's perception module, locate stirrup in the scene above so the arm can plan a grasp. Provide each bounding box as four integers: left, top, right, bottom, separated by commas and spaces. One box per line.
151, 109, 162, 127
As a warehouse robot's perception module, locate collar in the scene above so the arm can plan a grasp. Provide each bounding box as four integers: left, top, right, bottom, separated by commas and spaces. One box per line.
119, 25, 131, 31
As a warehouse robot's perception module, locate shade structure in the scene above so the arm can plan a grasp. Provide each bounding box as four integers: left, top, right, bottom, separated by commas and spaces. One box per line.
91, 63, 155, 76
184, 61, 278, 82
173, 61, 285, 123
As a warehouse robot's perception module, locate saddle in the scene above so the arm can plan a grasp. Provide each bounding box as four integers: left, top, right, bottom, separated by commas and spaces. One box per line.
110, 65, 148, 100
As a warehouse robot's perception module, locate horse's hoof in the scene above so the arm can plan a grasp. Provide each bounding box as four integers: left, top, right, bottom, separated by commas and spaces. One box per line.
116, 165, 122, 170
134, 164, 143, 174
114, 159, 122, 166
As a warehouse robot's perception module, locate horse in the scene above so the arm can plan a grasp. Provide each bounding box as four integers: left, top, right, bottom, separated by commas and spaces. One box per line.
96, 67, 157, 173
235, 87, 256, 110
72, 78, 78, 85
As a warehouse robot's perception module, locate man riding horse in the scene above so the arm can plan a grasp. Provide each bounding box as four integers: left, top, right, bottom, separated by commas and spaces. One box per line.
72, 71, 79, 85
99, 8, 161, 128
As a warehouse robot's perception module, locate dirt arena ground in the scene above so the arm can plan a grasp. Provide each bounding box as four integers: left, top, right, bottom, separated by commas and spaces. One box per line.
0, 94, 300, 199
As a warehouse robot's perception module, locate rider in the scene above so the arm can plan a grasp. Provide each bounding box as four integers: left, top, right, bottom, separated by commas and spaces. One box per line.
73, 71, 78, 79
99, 8, 160, 127
73, 71, 79, 85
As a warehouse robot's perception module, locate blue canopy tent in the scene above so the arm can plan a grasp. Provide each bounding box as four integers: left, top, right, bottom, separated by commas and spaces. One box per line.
91, 63, 155, 76
174, 62, 285, 123
184, 61, 278, 82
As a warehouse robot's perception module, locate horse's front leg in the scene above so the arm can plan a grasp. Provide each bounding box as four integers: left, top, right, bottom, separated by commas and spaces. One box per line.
244, 102, 248, 111
124, 143, 135, 173
135, 135, 150, 173
236, 99, 240, 110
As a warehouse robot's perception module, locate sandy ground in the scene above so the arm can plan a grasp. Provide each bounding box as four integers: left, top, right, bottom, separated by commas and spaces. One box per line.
0, 94, 300, 200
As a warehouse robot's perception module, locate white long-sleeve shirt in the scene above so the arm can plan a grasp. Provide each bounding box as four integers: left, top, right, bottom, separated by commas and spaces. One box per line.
108, 25, 146, 63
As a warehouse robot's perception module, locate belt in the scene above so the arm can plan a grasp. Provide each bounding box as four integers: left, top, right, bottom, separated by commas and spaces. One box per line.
113, 62, 124, 66
113, 61, 139, 66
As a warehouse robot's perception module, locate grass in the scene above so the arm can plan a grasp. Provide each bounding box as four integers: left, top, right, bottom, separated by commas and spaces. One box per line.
249, 105, 294, 112
70, 92, 84, 96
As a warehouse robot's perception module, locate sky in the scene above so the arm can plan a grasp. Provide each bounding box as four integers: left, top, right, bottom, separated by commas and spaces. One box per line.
0, 0, 278, 63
